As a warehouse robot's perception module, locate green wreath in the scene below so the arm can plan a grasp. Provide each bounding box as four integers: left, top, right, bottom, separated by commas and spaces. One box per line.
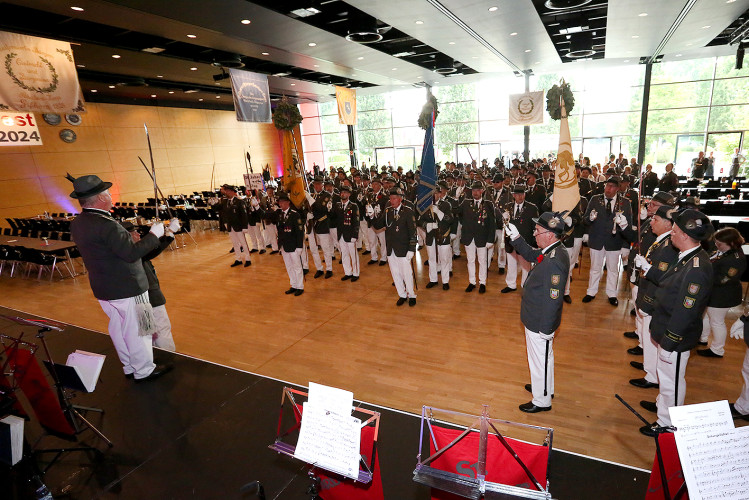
272, 97, 303, 131
418, 92, 439, 130
4, 53, 59, 94
546, 82, 574, 120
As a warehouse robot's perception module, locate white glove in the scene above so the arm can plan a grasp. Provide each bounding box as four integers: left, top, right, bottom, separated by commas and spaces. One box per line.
548, 193, 554, 203
149, 222, 165, 238
374, 205, 381, 216
305, 192, 315, 206
640, 206, 648, 220
406, 251, 414, 260
505, 223, 520, 240
426, 223, 437, 232
563, 216, 572, 227
307, 212, 314, 221
634, 254, 651, 273
730, 318, 745, 340
659, 349, 675, 365
616, 213, 628, 230
450, 233, 457, 241
252, 197, 260, 208
365, 205, 374, 218
589, 209, 597, 222
502, 210, 510, 220
168, 218, 180, 233
433, 207, 444, 220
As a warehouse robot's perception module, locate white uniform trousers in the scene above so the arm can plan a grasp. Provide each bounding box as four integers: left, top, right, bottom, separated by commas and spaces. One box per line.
358, 221, 369, 250
465, 240, 488, 285
329, 228, 339, 252
416, 227, 426, 249
505, 250, 530, 289
564, 238, 583, 295
244, 224, 263, 251
388, 250, 415, 299
307, 230, 323, 271
587, 248, 620, 298
636, 309, 658, 384
655, 348, 690, 426
152, 304, 176, 352
369, 230, 387, 262
620, 247, 630, 266
631, 285, 641, 347
426, 242, 452, 284
525, 328, 555, 408
700, 307, 730, 356
734, 348, 749, 415
229, 230, 249, 262
99, 295, 156, 379
282, 248, 304, 289
487, 229, 505, 270
339, 238, 360, 277
452, 223, 462, 256
264, 224, 278, 251
316, 232, 334, 271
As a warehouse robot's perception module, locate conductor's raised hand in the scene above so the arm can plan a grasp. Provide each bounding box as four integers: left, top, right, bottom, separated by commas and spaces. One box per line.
150, 222, 165, 238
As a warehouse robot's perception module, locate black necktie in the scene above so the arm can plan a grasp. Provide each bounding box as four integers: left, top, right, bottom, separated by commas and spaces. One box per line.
606, 199, 613, 216
514, 204, 520, 218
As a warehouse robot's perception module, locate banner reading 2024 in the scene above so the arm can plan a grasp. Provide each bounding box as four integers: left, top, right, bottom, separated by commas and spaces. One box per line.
0, 31, 85, 114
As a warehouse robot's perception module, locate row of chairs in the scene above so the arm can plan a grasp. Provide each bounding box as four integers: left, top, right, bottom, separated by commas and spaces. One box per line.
1, 228, 73, 241
0, 245, 67, 281
6, 217, 72, 233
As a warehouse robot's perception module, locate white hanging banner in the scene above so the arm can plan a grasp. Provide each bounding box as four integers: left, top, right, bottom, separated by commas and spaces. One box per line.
509, 91, 544, 126
0, 31, 85, 114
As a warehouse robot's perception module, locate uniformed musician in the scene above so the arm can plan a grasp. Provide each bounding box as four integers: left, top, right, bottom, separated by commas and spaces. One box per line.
501, 184, 539, 293
334, 185, 361, 282
419, 181, 454, 290
457, 181, 497, 293
277, 193, 306, 296
379, 188, 417, 306
221, 185, 251, 267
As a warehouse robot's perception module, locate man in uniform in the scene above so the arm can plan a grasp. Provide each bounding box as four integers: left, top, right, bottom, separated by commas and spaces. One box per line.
578, 165, 594, 200
419, 181, 454, 290
638, 209, 713, 436
582, 176, 633, 306
366, 178, 388, 266
334, 185, 361, 282
501, 185, 539, 293
262, 186, 280, 254
277, 193, 306, 296
458, 181, 496, 293
379, 188, 417, 306
657, 163, 679, 193
525, 171, 547, 209
487, 174, 512, 274
505, 212, 571, 413
221, 185, 251, 267
308, 185, 334, 279
449, 174, 468, 259
69, 174, 171, 382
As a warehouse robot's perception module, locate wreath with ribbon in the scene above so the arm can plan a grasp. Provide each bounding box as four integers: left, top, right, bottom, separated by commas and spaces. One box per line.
418, 92, 439, 130
272, 97, 303, 131
5, 53, 59, 94
546, 81, 574, 121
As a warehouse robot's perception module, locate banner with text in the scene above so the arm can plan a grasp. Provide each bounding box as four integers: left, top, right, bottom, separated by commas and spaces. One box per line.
509, 91, 544, 126
0, 32, 85, 114
335, 86, 357, 125
0, 112, 41, 146
230, 69, 272, 123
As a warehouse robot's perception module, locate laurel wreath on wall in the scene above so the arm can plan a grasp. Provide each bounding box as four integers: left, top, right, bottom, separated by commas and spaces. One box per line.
5, 53, 59, 94
417, 92, 439, 130
272, 97, 303, 131
546, 81, 575, 120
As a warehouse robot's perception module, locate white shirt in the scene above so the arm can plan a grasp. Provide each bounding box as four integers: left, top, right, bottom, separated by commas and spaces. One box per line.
678, 245, 700, 261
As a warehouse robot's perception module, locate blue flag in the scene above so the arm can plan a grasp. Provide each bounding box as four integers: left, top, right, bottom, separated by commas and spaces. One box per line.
416, 116, 437, 214
229, 69, 272, 123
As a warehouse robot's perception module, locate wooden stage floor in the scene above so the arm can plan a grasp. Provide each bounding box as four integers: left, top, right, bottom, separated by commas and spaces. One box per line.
1, 227, 746, 470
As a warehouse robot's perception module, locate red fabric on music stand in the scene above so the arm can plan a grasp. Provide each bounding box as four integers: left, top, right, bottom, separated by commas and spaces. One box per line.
429, 425, 549, 500
6, 347, 75, 436
645, 432, 689, 500
316, 425, 384, 500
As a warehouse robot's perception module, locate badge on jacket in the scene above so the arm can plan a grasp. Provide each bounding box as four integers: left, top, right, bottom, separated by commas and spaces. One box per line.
688, 283, 700, 295
551, 275, 560, 285
683, 297, 695, 308
550, 289, 559, 299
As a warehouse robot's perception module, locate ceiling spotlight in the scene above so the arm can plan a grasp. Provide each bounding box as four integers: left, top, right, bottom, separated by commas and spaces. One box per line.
76, 64, 85, 68
151, 94, 157, 98
261, 52, 269, 56
71, 6, 84, 11
308, 42, 317, 47
565, 36, 597, 58
433, 54, 457, 74
241, 19, 251, 24
108, 85, 115, 88
168, 91, 175, 94
639, 12, 648, 17
535, 61, 540, 64
187, 34, 197, 38
525, 49, 532, 52
211, 56, 244, 69
314, 64, 319, 67
415, 20, 424, 24
488, 6, 499, 12
392, 67, 397, 70
544, 0, 593, 9
632, 35, 639, 39
510, 32, 518, 36
702, 25, 711, 29
198, 98, 203, 101
112, 54, 121, 59
676, 54, 682, 57
156, 75, 163, 78
357, 56, 364, 60
345, 10, 384, 43
90, 89, 97, 92
290, 83, 296, 86
216, 95, 221, 98
624, 59, 630, 62
190, 67, 198, 71
449, 41, 455, 45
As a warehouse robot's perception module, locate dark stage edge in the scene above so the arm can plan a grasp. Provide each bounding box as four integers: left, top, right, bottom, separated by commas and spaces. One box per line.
0, 306, 650, 499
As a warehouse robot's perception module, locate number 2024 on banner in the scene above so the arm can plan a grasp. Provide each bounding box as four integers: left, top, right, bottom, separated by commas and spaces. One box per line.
0, 113, 43, 146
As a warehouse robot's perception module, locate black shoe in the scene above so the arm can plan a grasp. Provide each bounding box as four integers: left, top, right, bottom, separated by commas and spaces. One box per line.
230, 260, 242, 267
396, 297, 406, 306
628, 346, 643, 355
453, 255, 460, 260
379, 261, 387, 266
697, 348, 723, 358
244, 260, 251, 267
362, 250, 371, 255
332, 256, 336, 261
266, 245, 272, 249
125, 373, 134, 380
270, 250, 279, 255
623, 331, 638, 339
519, 401, 551, 413
563, 295, 572, 304
630, 361, 644, 370
368, 260, 378, 265
630, 308, 636, 317
698, 340, 708, 346
325, 271, 333, 279
630, 378, 659, 389
524, 383, 554, 398
259, 249, 266, 254
135, 364, 173, 383
465, 284, 476, 292
426, 281, 438, 289
640, 401, 657, 413
351, 276, 359, 282
285, 288, 296, 295
408, 298, 416, 307
443, 283, 450, 290
341, 275, 352, 281
229, 247, 235, 253
303, 268, 309, 276
294, 289, 304, 296
575, 262, 579, 268
608, 297, 619, 306
582, 295, 595, 303
498, 268, 505, 275
450, 271, 453, 277
639, 422, 662, 437
501, 286, 516, 294
424, 260, 429, 266
314, 270, 324, 279
479, 284, 486, 294
250, 249, 258, 254
729, 403, 749, 421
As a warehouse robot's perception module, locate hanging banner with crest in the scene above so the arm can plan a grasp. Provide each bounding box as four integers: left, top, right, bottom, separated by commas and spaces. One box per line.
230, 68, 272, 123
508, 91, 544, 126
0, 31, 85, 113
335, 86, 357, 125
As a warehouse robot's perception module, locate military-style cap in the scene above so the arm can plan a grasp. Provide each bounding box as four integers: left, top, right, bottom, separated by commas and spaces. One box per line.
513, 184, 527, 194
277, 192, 291, 201
675, 209, 713, 241
313, 175, 324, 182
605, 167, 618, 176
223, 184, 237, 192
533, 211, 567, 236
437, 181, 449, 191
682, 196, 700, 208
384, 176, 396, 183
542, 165, 552, 172
323, 179, 334, 186
389, 187, 403, 196
406, 171, 415, 178
652, 191, 676, 206
492, 174, 504, 183
471, 181, 484, 190
339, 185, 352, 192
605, 176, 621, 186
371, 177, 382, 184
654, 205, 676, 221
510, 165, 519, 170
527, 170, 539, 179
620, 175, 632, 183
337, 167, 345, 173
67, 174, 113, 199
266, 185, 275, 191
580, 165, 592, 173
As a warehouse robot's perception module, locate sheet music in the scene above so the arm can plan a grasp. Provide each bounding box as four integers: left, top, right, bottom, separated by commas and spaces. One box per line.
669, 401, 749, 500
293, 402, 361, 480
308, 382, 353, 416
